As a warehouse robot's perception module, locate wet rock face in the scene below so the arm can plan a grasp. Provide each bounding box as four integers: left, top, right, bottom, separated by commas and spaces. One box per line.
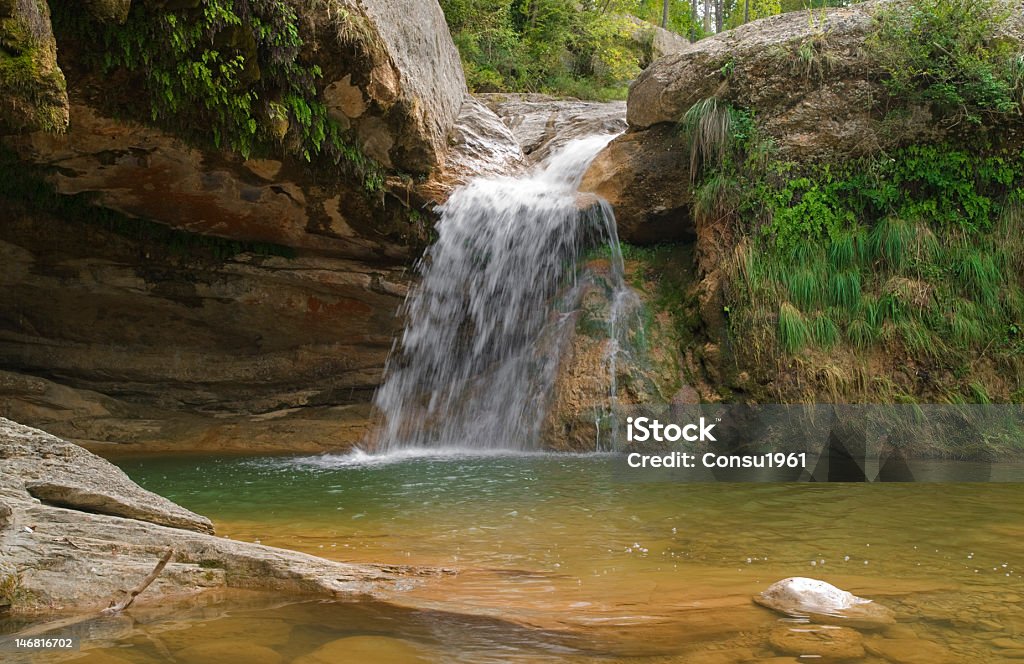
416, 94, 527, 204
579, 125, 693, 245
480, 94, 627, 163
0, 0, 69, 134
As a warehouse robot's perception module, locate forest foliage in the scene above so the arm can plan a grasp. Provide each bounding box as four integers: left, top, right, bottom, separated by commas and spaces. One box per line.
440, 0, 850, 99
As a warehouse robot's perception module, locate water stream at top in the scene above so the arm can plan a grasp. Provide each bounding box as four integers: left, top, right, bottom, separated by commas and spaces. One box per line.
373, 134, 626, 452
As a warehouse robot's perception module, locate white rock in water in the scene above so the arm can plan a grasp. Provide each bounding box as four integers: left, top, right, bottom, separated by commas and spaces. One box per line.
754, 577, 895, 629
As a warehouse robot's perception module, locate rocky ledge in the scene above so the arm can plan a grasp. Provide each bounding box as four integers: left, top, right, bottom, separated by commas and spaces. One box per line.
0, 418, 447, 614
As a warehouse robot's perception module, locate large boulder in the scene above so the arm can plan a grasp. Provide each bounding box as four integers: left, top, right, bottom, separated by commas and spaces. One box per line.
0, 0, 69, 134
318, 0, 468, 173
579, 125, 692, 244
582, 0, 1024, 246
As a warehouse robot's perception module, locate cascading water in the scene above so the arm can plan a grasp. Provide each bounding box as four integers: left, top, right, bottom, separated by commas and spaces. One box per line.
373, 134, 632, 452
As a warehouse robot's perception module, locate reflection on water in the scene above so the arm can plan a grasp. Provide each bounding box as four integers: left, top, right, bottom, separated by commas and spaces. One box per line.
11, 455, 1024, 662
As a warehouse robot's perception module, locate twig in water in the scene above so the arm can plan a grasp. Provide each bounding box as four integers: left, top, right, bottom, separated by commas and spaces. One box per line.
102, 548, 174, 615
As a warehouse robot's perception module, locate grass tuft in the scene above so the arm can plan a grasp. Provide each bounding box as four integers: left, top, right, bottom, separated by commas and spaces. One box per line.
810, 313, 840, 349
680, 98, 732, 181
778, 302, 810, 354
828, 270, 862, 310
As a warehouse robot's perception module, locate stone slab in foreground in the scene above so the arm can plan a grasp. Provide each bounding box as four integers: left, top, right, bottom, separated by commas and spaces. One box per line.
0, 418, 447, 613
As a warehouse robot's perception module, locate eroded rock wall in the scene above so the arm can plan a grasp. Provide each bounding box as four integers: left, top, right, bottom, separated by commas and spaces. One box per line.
0, 0, 491, 451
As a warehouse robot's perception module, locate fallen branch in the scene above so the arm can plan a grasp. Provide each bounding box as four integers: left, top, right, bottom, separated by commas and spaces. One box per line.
102, 548, 174, 615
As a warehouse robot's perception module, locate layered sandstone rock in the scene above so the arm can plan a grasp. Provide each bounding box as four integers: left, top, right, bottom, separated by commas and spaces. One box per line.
0, 418, 447, 612
0, 1, 483, 450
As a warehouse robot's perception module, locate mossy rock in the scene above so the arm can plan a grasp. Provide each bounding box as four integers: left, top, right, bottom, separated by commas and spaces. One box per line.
82, 0, 132, 24
0, 0, 68, 134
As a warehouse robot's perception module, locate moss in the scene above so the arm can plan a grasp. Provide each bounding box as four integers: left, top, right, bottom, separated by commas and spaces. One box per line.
0, 12, 68, 134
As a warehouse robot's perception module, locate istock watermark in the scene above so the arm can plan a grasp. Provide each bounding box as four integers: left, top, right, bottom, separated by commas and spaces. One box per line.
608, 404, 1024, 483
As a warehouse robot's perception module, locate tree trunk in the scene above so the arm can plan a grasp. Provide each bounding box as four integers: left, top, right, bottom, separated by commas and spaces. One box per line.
703, 0, 712, 33
690, 0, 698, 41
714, 0, 724, 32
662, 0, 670, 28
744, 0, 750, 23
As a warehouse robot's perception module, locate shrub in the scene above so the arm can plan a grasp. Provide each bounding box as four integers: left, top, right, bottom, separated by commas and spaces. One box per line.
868, 0, 1023, 123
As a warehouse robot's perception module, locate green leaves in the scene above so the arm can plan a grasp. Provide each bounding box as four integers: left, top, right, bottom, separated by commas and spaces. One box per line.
55, 1, 382, 190
869, 0, 1022, 124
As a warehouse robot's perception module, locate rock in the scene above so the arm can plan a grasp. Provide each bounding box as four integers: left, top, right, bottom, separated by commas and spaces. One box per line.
480, 93, 626, 163
540, 255, 687, 451
755, 577, 896, 629
4, 418, 213, 534
626, 16, 690, 62
864, 636, 957, 664
416, 94, 526, 203
768, 624, 864, 660
82, 0, 131, 23
6, 103, 419, 260
317, 0, 467, 173
176, 642, 283, 664
579, 124, 693, 245
583, 0, 1024, 246
0, 418, 450, 612
26, 482, 214, 534
996, 638, 1024, 650
0, 194, 409, 451
0, 502, 11, 529
649, 24, 690, 60
294, 636, 432, 664
0, 0, 69, 134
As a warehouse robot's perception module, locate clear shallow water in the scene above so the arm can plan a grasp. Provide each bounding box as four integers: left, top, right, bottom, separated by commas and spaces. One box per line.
47, 453, 1019, 663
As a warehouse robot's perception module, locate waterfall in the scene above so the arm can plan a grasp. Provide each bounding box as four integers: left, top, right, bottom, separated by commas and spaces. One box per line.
373, 134, 627, 452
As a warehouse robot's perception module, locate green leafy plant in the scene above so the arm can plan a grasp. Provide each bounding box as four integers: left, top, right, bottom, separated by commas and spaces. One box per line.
52, 0, 383, 191
868, 0, 1023, 124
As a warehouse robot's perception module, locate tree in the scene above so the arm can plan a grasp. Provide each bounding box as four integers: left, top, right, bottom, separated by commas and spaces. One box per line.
662, 0, 670, 28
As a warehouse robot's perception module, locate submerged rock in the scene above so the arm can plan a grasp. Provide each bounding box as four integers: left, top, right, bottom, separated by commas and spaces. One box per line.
768, 623, 864, 660
755, 577, 895, 629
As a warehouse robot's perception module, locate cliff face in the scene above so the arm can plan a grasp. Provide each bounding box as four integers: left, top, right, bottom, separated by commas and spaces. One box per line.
0, 0, 522, 451
581, 0, 1024, 408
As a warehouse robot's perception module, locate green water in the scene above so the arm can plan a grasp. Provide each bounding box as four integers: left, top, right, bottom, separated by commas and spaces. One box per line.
56, 454, 1024, 662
